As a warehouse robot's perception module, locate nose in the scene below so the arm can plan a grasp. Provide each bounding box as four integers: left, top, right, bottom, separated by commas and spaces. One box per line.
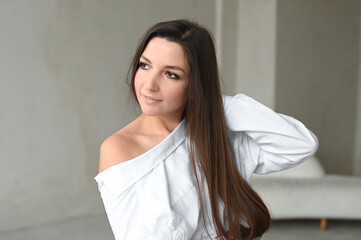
144, 73, 160, 91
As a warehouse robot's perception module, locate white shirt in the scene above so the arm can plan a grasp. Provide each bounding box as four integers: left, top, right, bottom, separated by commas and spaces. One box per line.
94, 94, 319, 239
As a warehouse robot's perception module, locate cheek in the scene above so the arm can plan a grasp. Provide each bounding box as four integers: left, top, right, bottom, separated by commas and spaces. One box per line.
169, 84, 188, 104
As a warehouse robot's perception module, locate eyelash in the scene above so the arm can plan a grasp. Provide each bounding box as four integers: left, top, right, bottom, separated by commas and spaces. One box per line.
139, 62, 149, 70
138, 62, 180, 80
166, 71, 180, 79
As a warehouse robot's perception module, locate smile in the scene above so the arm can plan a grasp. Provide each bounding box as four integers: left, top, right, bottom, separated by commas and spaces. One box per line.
143, 95, 161, 103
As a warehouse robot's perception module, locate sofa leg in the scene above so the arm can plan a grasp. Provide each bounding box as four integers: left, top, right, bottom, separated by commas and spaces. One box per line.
320, 218, 327, 231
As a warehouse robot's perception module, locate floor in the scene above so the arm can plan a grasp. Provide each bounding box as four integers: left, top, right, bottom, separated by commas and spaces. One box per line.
0, 215, 360, 240
0, 215, 113, 240
263, 219, 361, 240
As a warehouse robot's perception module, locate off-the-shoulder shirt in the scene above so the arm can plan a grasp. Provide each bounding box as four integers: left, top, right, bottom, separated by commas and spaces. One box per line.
94, 94, 319, 239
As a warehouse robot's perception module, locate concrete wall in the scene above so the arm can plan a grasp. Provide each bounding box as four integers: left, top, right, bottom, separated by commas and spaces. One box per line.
0, 0, 215, 232
217, 0, 239, 96
235, 0, 277, 108
217, 0, 277, 109
275, 0, 360, 175
226, 0, 361, 175
355, 3, 361, 176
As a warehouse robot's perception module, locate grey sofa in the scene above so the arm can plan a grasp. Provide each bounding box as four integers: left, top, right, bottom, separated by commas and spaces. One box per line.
251, 156, 361, 230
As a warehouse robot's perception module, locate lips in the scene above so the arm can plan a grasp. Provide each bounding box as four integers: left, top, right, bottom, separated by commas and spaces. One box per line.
143, 94, 161, 103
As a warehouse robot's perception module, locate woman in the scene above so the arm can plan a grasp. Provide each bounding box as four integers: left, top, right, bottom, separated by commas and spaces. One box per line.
95, 19, 319, 240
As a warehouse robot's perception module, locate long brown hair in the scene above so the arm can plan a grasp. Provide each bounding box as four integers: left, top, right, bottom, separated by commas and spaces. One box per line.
127, 19, 271, 240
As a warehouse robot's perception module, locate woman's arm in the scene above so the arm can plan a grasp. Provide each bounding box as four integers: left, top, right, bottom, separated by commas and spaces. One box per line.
223, 94, 319, 176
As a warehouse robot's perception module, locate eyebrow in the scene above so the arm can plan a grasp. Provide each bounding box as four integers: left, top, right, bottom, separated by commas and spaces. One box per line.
140, 55, 186, 74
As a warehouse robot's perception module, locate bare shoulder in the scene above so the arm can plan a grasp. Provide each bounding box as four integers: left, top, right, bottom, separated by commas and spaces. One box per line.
98, 123, 138, 173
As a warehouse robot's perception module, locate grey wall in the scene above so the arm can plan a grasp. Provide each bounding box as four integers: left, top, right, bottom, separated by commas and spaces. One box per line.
217, 0, 239, 96
275, 0, 360, 175
236, 0, 277, 109
219, 0, 277, 110
355, 8, 361, 176
223, 0, 361, 175
0, 0, 215, 232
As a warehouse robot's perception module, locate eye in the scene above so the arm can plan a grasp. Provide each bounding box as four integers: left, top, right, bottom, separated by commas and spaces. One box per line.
139, 62, 149, 70
166, 71, 180, 79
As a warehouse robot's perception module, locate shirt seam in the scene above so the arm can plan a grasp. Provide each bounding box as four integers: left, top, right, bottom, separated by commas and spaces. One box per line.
171, 185, 196, 208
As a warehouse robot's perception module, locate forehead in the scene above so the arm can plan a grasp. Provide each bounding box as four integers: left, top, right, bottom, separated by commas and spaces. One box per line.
142, 37, 188, 71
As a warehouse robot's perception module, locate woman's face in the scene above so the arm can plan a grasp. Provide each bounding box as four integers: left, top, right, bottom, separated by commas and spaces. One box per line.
134, 37, 190, 119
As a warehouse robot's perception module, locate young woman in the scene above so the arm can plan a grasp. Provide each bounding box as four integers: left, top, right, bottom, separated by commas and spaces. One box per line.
95, 19, 319, 240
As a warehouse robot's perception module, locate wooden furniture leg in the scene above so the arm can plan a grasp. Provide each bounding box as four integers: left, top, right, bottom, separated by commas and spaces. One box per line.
320, 218, 327, 231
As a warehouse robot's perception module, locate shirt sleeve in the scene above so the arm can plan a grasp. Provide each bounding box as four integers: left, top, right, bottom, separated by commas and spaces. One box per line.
222, 94, 319, 177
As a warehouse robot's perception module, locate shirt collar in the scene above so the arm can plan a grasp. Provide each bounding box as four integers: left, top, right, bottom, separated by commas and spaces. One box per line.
95, 119, 187, 197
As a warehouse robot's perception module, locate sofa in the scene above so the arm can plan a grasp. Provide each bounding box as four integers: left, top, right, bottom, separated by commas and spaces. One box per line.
251, 156, 361, 230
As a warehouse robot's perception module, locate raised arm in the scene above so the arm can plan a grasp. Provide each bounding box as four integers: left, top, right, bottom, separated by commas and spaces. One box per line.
222, 94, 319, 176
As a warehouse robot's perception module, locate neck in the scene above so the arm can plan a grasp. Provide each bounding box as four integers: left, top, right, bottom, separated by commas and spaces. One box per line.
137, 113, 183, 136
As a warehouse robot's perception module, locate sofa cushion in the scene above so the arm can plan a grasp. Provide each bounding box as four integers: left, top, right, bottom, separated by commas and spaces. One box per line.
251, 175, 361, 219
